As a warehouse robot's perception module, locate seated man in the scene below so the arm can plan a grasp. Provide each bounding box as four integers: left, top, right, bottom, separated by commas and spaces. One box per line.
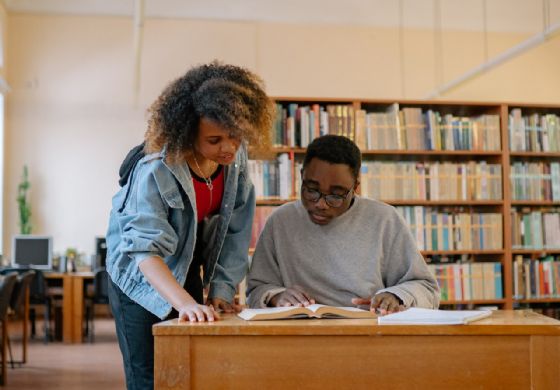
246, 135, 439, 314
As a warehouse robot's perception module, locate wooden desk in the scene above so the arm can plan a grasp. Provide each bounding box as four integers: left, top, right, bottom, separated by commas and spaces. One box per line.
153, 310, 560, 390
45, 272, 94, 343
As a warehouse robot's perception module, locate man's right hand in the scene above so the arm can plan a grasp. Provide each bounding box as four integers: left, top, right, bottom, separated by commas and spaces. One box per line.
269, 286, 315, 307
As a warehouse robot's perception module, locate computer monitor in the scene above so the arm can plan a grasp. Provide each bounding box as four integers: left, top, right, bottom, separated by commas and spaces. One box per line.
11, 235, 53, 270
95, 236, 107, 269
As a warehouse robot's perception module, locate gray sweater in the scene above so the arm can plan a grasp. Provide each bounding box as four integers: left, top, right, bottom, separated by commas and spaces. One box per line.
246, 197, 440, 309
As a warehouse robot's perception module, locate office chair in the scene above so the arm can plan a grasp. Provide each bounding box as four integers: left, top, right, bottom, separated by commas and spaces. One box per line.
0, 273, 18, 386
84, 268, 109, 343
28, 270, 58, 344
6, 270, 35, 367
0, 268, 54, 344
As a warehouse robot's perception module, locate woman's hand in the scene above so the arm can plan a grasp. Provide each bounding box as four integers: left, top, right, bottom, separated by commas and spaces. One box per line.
138, 257, 218, 322
208, 297, 241, 313
178, 300, 219, 322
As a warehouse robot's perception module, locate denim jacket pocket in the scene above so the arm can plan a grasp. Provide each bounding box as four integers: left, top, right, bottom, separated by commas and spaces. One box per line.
161, 189, 184, 210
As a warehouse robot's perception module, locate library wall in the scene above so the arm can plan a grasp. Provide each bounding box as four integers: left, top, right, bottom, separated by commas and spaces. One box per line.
0, 3, 6, 255
4, 12, 560, 256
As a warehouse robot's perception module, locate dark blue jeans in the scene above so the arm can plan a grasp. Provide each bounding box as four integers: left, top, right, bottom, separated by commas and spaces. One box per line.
109, 259, 203, 390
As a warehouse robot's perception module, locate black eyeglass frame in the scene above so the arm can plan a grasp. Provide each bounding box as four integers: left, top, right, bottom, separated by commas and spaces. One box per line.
301, 183, 354, 208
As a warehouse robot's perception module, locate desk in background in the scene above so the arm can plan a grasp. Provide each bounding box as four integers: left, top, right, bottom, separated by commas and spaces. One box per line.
45, 272, 94, 343
153, 310, 560, 390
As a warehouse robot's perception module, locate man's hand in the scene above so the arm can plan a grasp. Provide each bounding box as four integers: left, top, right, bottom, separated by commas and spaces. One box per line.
269, 286, 315, 307
207, 297, 241, 313
351, 292, 404, 315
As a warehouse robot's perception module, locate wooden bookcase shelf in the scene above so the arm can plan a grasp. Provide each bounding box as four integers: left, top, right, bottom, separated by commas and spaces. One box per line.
361, 150, 503, 156
441, 299, 507, 305
516, 298, 560, 304
248, 98, 560, 313
510, 151, 560, 158
256, 198, 295, 206
268, 147, 305, 154
257, 199, 504, 206
268, 149, 501, 157
512, 249, 560, 255
421, 250, 504, 256
383, 200, 503, 206
511, 201, 560, 206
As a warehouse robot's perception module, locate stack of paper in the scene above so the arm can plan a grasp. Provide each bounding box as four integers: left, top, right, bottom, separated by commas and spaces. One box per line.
377, 308, 492, 325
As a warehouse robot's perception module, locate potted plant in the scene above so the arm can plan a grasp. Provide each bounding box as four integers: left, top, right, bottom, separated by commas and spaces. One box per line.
17, 165, 32, 234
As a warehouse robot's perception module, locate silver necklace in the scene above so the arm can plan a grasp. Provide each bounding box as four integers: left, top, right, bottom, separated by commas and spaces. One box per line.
192, 153, 214, 192
192, 153, 216, 217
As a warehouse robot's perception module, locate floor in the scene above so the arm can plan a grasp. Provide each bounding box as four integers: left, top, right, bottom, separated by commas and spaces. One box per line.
2, 318, 126, 389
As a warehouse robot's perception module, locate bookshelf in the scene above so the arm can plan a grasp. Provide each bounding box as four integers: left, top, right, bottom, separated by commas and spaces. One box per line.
248, 98, 560, 316
507, 104, 560, 319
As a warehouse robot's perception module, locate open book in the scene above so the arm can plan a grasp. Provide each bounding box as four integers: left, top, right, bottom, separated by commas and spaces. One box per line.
238, 304, 377, 321
377, 308, 492, 325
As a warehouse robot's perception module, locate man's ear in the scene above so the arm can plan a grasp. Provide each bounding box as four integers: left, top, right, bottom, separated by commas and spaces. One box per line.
354, 177, 360, 191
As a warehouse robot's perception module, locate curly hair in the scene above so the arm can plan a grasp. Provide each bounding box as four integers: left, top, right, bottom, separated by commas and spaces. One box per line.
144, 61, 275, 162
303, 135, 362, 180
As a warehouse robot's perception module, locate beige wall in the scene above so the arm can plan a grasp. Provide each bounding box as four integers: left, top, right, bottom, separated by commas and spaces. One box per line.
4, 13, 560, 259
0, 3, 6, 260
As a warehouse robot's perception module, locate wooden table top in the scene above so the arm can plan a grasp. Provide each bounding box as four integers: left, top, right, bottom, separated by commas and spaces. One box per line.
153, 310, 560, 337
44, 271, 94, 278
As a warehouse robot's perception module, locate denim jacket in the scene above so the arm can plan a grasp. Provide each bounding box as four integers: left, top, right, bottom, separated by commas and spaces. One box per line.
106, 145, 255, 319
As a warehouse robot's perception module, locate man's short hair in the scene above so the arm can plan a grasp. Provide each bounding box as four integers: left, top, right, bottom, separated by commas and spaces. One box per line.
302, 135, 361, 179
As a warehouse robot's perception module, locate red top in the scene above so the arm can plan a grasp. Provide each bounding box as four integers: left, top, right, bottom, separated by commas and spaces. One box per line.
191, 165, 224, 222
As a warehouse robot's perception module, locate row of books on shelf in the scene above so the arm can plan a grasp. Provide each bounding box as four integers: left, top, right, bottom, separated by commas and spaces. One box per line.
395, 207, 503, 251
509, 109, 560, 152
272, 103, 354, 148
273, 102, 502, 151
360, 161, 502, 201
250, 206, 277, 249
427, 261, 503, 301
248, 154, 292, 199
250, 157, 503, 201
510, 162, 560, 201
513, 255, 560, 299
252, 205, 513, 253
357, 106, 501, 152
250, 205, 557, 256
249, 159, 559, 203
510, 208, 560, 250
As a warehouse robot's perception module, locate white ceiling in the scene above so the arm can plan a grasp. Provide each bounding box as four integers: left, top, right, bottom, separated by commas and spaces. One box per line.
3, 0, 560, 33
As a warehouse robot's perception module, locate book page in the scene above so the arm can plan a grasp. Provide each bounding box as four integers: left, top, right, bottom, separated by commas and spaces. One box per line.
314, 305, 374, 317
378, 308, 492, 325
311, 305, 376, 319
238, 305, 376, 320
238, 306, 310, 321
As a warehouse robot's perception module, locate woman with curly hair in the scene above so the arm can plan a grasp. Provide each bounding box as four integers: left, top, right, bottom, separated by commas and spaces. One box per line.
105, 61, 274, 389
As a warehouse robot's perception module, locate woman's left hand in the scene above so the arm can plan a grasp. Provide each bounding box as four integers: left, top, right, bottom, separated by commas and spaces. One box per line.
208, 297, 241, 313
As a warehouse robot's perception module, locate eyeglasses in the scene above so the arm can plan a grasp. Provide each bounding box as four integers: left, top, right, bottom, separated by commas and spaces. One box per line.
301, 184, 353, 208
